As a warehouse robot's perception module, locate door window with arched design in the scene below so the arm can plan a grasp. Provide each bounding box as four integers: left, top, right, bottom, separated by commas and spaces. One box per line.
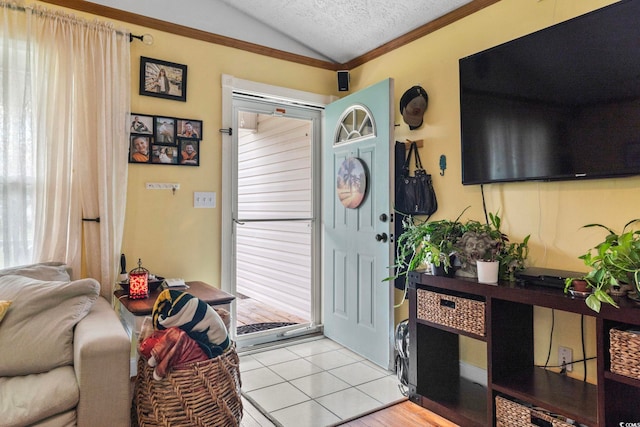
333, 104, 375, 145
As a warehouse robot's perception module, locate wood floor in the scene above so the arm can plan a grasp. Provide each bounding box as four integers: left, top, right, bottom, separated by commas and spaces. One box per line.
240, 397, 458, 427
235, 294, 307, 327
337, 401, 459, 426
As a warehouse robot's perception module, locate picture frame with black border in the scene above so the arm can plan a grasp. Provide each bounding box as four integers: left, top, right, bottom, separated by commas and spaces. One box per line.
129, 135, 152, 164
176, 118, 202, 140
129, 113, 153, 135
178, 139, 199, 166
139, 57, 187, 102
154, 117, 177, 145
151, 144, 178, 165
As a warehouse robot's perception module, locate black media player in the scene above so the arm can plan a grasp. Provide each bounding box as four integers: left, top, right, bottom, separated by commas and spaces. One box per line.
515, 267, 587, 290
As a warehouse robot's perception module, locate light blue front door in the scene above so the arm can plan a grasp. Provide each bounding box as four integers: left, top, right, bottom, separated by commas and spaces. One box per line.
322, 79, 394, 369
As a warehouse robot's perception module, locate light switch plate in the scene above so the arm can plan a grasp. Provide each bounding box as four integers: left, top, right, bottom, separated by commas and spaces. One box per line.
194, 192, 216, 208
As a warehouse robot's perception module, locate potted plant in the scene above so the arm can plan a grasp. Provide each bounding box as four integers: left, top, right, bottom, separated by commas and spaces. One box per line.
476, 242, 501, 284
567, 278, 590, 293
455, 212, 530, 281
388, 209, 530, 289
387, 208, 470, 288
564, 219, 640, 312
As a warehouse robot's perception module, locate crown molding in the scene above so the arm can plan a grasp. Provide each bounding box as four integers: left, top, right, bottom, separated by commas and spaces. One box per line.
39, 0, 499, 71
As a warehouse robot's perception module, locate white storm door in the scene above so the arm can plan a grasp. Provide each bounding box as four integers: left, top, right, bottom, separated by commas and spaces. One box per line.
322, 78, 394, 369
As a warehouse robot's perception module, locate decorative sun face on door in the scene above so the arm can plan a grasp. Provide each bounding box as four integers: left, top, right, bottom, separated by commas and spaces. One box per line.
333, 105, 375, 145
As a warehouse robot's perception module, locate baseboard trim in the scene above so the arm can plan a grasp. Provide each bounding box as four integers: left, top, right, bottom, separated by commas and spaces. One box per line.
460, 361, 487, 387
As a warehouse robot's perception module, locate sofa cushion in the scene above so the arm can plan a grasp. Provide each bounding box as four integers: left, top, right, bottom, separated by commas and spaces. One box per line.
0, 365, 79, 427
0, 262, 71, 281
31, 411, 76, 427
0, 275, 99, 376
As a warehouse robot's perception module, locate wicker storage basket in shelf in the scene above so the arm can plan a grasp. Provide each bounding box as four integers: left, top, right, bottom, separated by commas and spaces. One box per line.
495, 396, 572, 427
132, 343, 242, 427
416, 288, 485, 336
610, 328, 640, 380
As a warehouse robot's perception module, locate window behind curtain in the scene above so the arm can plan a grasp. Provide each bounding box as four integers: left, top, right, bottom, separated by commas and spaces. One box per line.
0, 39, 36, 268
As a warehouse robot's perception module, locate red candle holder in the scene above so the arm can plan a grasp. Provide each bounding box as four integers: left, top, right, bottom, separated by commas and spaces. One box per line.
128, 259, 149, 299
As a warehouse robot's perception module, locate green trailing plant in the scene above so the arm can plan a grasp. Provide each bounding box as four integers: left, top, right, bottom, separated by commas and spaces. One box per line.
387, 209, 530, 287
564, 219, 640, 313
386, 208, 470, 287
498, 236, 530, 280
489, 213, 531, 281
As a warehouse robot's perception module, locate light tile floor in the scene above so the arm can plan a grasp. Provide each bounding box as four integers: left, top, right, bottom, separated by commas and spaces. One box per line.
239, 336, 406, 427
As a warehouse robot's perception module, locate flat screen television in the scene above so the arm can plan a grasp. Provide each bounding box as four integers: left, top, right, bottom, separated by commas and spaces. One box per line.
459, 0, 640, 185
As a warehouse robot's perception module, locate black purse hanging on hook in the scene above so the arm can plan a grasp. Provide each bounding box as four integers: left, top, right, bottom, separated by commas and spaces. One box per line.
394, 141, 438, 216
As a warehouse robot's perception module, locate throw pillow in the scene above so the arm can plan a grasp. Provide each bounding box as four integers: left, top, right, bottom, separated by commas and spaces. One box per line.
0, 275, 99, 376
0, 300, 11, 324
0, 301, 11, 322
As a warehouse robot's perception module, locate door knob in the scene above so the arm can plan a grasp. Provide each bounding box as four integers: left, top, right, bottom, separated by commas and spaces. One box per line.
375, 233, 388, 242
379, 213, 388, 222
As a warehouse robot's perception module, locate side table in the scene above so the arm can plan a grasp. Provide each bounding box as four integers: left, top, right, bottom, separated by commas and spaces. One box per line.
114, 281, 235, 375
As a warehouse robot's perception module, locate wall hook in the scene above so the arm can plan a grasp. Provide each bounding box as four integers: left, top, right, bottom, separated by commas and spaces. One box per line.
439, 155, 447, 176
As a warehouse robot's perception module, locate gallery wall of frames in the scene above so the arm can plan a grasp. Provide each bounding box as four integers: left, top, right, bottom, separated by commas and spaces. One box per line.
129, 113, 202, 166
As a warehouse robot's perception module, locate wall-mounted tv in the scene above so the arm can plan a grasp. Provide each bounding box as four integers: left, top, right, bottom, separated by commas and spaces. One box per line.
459, 0, 640, 185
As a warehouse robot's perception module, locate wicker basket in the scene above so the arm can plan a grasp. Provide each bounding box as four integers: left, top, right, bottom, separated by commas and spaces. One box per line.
610, 328, 640, 380
132, 343, 243, 427
416, 289, 485, 336
495, 396, 572, 427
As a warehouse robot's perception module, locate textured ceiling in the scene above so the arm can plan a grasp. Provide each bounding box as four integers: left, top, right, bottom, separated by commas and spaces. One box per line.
216, 0, 473, 63
85, 0, 474, 64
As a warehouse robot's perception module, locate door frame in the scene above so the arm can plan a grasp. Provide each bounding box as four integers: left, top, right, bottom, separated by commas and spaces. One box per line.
220, 75, 335, 344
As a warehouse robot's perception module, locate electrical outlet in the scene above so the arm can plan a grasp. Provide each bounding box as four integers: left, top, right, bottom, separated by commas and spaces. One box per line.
559, 346, 573, 372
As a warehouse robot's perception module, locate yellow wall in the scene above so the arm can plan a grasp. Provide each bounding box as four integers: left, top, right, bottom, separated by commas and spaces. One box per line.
44, 0, 636, 383
352, 0, 630, 383
32, 1, 332, 283
121, 29, 335, 282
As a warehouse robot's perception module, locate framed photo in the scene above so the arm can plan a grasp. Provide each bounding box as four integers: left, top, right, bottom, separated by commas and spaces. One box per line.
139, 57, 187, 102
151, 144, 178, 164
178, 139, 199, 166
154, 117, 176, 145
177, 119, 202, 140
129, 135, 151, 163
130, 113, 153, 135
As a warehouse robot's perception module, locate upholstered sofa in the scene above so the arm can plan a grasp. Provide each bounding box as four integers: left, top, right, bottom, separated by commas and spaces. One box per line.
0, 263, 131, 426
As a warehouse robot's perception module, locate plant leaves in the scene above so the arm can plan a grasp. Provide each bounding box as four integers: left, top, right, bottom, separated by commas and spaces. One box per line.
585, 294, 601, 313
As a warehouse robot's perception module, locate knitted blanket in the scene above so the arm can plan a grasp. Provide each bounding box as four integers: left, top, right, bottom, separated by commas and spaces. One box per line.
152, 289, 229, 358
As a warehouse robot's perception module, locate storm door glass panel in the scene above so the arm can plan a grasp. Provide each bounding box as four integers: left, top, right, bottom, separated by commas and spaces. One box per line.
235, 113, 312, 326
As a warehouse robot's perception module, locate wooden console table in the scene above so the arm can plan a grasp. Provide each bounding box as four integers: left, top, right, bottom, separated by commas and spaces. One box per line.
115, 281, 235, 375
115, 280, 235, 316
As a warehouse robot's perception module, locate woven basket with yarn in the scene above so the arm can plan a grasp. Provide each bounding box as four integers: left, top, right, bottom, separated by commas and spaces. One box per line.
132, 343, 242, 427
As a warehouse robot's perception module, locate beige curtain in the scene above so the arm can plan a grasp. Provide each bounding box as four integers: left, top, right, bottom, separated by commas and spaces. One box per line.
1, 2, 130, 298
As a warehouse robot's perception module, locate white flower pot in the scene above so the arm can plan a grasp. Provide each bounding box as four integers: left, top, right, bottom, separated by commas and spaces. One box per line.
476, 260, 499, 284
